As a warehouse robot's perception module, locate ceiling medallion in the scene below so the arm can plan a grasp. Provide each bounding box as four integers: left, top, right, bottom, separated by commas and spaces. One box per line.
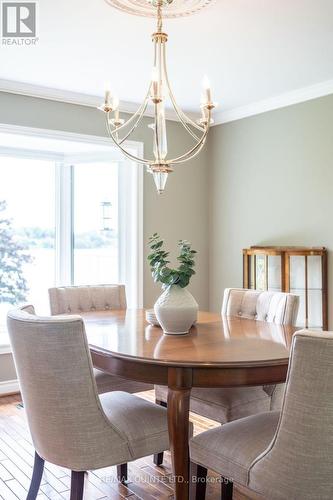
99, 0, 217, 194
104, 0, 216, 19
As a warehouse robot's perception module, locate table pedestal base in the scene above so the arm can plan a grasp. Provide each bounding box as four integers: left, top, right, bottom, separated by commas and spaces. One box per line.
168, 367, 192, 500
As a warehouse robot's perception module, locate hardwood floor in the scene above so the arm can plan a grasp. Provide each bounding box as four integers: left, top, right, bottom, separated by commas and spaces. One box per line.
0, 392, 251, 500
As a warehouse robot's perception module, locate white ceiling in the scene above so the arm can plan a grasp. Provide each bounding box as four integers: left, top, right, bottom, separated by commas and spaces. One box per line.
1, 0, 333, 121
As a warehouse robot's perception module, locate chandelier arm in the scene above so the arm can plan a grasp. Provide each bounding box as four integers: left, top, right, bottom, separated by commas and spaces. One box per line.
107, 84, 152, 136
116, 97, 150, 145
162, 43, 205, 134
165, 81, 204, 139
168, 91, 202, 141
171, 134, 208, 165
106, 115, 152, 165
168, 124, 210, 163
165, 76, 201, 141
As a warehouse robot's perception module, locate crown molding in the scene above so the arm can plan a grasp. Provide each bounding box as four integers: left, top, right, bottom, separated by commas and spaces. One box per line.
214, 79, 333, 125
0, 78, 198, 122
1, 77, 333, 128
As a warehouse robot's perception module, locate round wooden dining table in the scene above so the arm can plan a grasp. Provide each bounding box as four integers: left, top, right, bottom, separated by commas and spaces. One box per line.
83, 309, 297, 500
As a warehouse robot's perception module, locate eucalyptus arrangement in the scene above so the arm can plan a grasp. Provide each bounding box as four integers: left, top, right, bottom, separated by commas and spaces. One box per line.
148, 233, 198, 335
148, 233, 197, 288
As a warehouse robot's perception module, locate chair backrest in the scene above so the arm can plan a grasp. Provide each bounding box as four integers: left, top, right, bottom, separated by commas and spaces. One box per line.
249, 330, 333, 499
222, 288, 299, 326
48, 284, 127, 315
7, 306, 128, 471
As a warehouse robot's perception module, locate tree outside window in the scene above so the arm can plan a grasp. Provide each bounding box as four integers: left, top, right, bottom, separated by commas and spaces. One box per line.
0, 200, 32, 305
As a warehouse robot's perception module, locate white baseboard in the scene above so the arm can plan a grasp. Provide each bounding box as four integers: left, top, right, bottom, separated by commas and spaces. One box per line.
0, 379, 20, 396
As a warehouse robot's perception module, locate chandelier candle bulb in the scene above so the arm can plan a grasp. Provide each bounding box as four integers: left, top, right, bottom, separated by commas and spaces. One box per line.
202, 75, 212, 104
151, 66, 162, 102
104, 82, 112, 105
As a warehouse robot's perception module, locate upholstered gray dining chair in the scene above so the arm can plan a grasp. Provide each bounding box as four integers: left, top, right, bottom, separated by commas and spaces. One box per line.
154, 288, 299, 465
7, 305, 170, 500
49, 284, 153, 395
190, 330, 333, 500
49, 284, 154, 482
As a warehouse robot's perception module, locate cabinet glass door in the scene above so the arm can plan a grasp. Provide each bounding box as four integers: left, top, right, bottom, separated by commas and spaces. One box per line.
289, 255, 323, 329
307, 255, 323, 329
267, 256, 281, 291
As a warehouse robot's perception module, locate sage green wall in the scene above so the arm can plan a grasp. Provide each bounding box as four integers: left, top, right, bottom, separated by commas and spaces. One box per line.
0, 91, 209, 383
208, 94, 333, 327
2, 89, 333, 387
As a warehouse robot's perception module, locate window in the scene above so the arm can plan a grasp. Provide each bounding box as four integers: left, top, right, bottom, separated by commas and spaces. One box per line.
73, 162, 119, 286
0, 127, 143, 346
0, 158, 55, 343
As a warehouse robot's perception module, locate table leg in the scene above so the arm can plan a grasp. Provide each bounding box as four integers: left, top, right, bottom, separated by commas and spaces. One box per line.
167, 367, 192, 500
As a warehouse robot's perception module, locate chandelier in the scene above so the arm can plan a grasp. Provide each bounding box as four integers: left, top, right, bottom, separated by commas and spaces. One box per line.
99, 0, 216, 194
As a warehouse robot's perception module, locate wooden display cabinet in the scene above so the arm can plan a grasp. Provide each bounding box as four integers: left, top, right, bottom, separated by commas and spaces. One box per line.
243, 246, 328, 330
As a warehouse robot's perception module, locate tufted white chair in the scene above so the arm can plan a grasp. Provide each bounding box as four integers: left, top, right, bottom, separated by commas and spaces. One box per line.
49, 284, 153, 395
222, 288, 299, 325
155, 288, 299, 426
7, 305, 169, 500
48, 284, 127, 315
153, 288, 299, 467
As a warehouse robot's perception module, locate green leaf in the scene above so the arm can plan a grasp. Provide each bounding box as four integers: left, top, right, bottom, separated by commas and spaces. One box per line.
147, 233, 196, 288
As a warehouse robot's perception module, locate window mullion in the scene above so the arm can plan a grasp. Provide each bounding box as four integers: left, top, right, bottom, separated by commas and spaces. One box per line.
55, 163, 73, 286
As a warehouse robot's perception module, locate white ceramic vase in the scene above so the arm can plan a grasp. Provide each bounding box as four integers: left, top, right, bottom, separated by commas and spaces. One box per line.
154, 284, 198, 335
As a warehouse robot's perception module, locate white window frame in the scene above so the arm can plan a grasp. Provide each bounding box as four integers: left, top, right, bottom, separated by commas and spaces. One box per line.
0, 124, 144, 347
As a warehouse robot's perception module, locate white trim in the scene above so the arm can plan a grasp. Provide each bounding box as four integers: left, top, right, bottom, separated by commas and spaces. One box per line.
118, 144, 144, 308
0, 79, 198, 123
55, 163, 73, 286
0, 146, 124, 163
0, 379, 19, 396
0, 122, 140, 150
214, 79, 333, 125
0, 345, 12, 355
1, 78, 333, 127
0, 145, 64, 161
136, 144, 144, 309
64, 151, 124, 163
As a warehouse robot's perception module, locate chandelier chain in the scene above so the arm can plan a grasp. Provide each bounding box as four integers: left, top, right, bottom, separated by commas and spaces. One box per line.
157, 3, 163, 32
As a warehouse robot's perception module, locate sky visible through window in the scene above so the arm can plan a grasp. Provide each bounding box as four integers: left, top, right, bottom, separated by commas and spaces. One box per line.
0, 157, 55, 343
0, 155, 119, 345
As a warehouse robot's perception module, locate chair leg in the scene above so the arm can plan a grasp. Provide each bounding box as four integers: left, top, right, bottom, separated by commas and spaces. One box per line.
27, 452, 45, 500
190, 462, 207, 500
153, 451, 164, 466
153, 399, 168, 466
221, 477, 233, 500
117, 463, 128, 484
70, 471, 85, 500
